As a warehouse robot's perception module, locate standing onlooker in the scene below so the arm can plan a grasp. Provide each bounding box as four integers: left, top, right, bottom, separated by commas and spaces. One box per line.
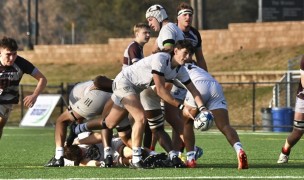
176, 2, 207, 71
122, 23, 156, 150
0, 37, 47, 139
277, 55, 304, 164
146, 4, 184, 53
145, 4, 186, 154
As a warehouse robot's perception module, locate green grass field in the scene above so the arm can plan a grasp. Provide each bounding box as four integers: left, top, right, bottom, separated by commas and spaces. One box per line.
0, 127, 303, 179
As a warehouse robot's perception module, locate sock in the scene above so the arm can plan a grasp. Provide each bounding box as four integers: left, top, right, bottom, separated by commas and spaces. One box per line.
132, 147, 142, 163
104, 147, 113, 158
282, 147, 290, 155
169, 150, 178, 160
186, 151, 196, 162
55, 147, 64, 159
75, 123, 88, 134
233, 142, 243, 154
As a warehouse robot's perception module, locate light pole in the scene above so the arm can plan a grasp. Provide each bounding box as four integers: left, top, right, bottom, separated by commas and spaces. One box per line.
26, 0, 33, 50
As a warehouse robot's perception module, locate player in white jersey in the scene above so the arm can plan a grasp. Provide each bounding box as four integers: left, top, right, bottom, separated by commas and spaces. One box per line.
146, 4, 184, 53
44, 76, 131, 167
146, 4, 188, 154
91, 40, 206, 169
182, 62, 248, 169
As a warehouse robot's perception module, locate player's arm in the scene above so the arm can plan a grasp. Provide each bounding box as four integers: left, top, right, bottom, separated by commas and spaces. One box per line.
152, 73, 180, 108
23, 69, 47, 107
195, 48, 208, 72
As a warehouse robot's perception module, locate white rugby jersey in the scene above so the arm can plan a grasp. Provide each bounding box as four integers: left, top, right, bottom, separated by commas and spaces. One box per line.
69, 80, 94, 102
122, 52, 190, 89
184, 62, 215, 82
157, 22, 184, 50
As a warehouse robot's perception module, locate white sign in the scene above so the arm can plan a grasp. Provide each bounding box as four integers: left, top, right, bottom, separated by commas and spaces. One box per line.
20, 94, 62, 127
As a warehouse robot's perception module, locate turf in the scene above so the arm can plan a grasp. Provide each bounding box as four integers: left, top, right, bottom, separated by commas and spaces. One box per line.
0, 127, 303, 179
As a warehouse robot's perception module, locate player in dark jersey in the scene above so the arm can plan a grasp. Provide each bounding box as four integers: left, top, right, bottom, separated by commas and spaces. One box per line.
0, 37, 47, 140
176, 2, 207, 71
278, 55, 304, 164
122, 23, 151, 69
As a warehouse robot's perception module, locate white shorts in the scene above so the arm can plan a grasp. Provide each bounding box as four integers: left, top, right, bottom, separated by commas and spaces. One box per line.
184, 80, 227, 110
294, 97, 304, 113
69, 89, 111, 120
140, 88, 161, 111
0, 104, 13, 119
111, 72, 143, 108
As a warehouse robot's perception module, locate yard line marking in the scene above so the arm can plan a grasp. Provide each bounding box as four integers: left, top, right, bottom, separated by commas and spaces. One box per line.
66, 176, 304, 180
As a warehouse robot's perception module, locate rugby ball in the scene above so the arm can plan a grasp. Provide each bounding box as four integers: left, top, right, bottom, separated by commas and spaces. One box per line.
194, 110, 214, 131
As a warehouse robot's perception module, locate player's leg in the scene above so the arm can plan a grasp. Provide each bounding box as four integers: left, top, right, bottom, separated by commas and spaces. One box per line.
212, 108, 248, 169
45, 108, 84, 167
141, 88, 185, 168
121, 94, 147, 168
164, 102, 185, 152
0, 104, 12, 140
278, 98, 304, 163
0, 116, 7, 139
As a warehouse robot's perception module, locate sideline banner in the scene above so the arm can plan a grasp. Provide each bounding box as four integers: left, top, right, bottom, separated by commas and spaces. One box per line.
20, 94, 62, 127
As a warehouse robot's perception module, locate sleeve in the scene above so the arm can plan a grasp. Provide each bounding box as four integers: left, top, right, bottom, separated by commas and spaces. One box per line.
151, 53, 168, 77
158, 25, 176, 47
176, 66, 191, 85
15, 56, 36, 74
128, 43, 143, 64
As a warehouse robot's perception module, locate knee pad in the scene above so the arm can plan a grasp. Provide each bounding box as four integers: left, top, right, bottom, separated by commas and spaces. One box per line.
294, 120, 304, 131
147, 114, 164, 130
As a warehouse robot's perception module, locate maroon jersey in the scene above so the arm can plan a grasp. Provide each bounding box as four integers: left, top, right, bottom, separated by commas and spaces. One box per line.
297, 57, 304, 100
122, 41, 144, 69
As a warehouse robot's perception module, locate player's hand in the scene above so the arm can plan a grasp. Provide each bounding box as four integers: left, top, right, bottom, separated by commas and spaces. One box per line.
23, 94, 38, 108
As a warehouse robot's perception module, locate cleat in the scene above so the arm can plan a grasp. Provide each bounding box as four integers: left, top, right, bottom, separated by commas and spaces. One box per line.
143, 153, 167, 168
129, 160, 152, 169
171, 155, 186, 168
178, 153, 186, 163
194, 146, 203, 160
66, 122, 77, 146
237, 149, 248, 169
186, 159, 197, 168
277, 152, 289, 164
143, 154, 156, 167
104, 155, 113, 168
44, 156, 64, 167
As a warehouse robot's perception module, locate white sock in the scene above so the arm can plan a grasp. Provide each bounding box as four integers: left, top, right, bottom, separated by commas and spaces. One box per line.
233, 142, 243, 154
55, 147, 64, 159
132, 147, 142, 163
169, 150, 178, 160
186, 151, 196, 161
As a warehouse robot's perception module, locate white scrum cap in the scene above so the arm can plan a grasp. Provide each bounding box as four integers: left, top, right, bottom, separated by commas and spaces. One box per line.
146, 4, 168, 23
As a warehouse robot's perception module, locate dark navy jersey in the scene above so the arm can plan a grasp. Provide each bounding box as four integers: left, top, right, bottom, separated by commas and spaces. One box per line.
183, 26, 202, 49
0, 56, 36, 104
